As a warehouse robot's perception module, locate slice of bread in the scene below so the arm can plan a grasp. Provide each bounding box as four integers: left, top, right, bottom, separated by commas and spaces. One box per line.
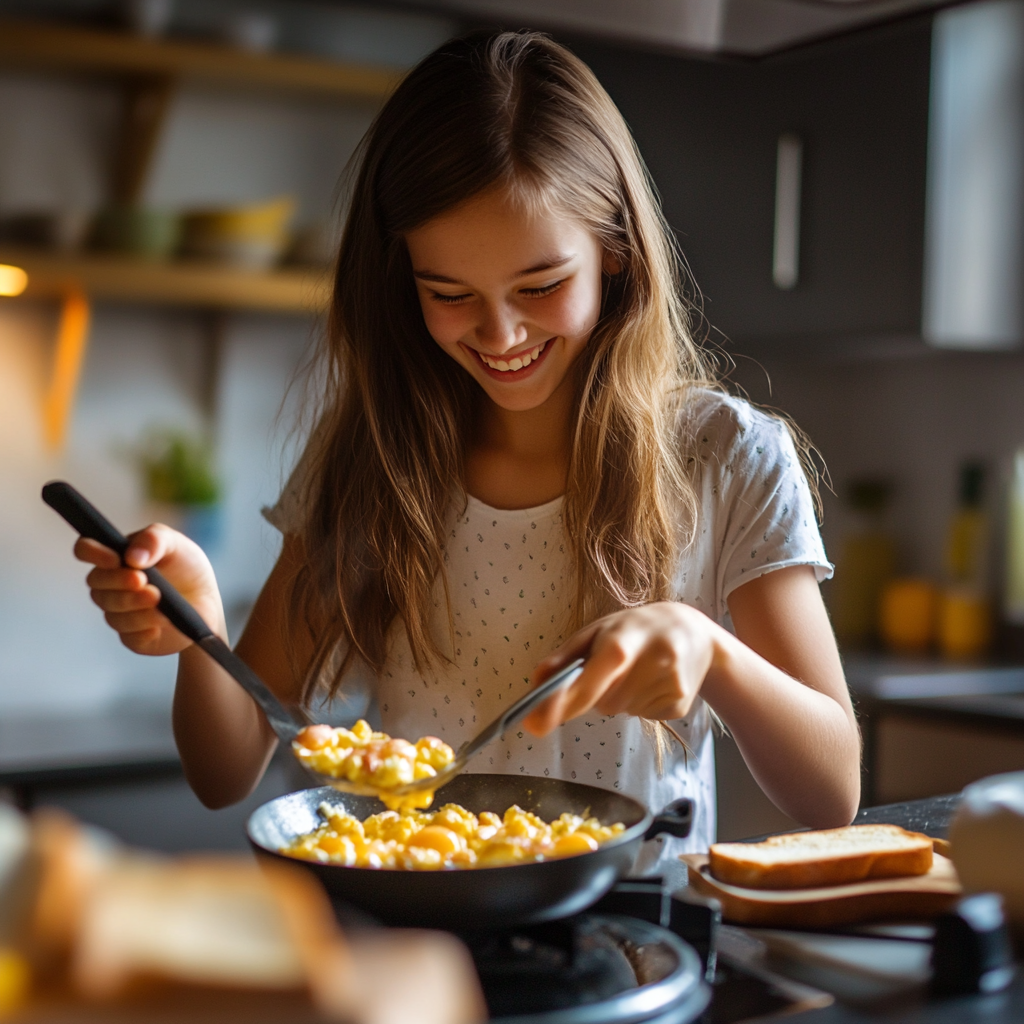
709, 824, 934, 890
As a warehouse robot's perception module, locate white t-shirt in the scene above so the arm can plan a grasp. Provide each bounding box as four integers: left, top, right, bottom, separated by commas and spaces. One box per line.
264, 390, 831, 871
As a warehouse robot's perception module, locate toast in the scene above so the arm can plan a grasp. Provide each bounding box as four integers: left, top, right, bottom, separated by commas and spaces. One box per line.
708, 824, 934, 890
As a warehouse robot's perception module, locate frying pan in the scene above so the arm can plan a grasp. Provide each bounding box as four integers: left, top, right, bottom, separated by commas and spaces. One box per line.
247, 774, 692, 931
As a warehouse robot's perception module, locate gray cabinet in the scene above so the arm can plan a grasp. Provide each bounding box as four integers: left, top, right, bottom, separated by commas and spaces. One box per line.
573, 18, 932, 346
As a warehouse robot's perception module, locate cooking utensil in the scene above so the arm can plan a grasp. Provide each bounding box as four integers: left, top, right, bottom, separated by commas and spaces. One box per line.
248, 775, 694, 930
42, 480, 308, 742
348, 656, 585, 801
41, 480, 587, 798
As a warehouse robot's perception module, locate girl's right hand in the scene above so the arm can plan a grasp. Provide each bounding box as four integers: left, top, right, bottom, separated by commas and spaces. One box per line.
74, 525, 226, 656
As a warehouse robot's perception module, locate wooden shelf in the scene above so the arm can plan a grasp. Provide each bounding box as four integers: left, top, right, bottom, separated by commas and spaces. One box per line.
1, 248, 331, 314
0, 18, 401, 100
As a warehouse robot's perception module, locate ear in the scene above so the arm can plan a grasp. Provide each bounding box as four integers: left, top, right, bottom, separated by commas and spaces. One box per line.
602, 250, 623, 275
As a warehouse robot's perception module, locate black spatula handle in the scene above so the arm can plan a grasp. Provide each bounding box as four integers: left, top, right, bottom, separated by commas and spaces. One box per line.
42, 480, 214, 644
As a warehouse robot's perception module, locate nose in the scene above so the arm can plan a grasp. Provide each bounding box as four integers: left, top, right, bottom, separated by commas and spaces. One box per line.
475, 301, 527, 353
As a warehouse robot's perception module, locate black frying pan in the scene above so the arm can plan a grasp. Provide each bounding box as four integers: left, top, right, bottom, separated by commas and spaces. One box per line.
247, 774, 692, 931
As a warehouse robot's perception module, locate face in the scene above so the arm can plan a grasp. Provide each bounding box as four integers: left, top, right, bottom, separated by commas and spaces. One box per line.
406, 189, 609, 413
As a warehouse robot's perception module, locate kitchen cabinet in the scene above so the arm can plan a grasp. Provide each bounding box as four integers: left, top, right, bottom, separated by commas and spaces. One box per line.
847, 660, 1024, 804
868, 702, 1024, 804
572, 17, 932, 349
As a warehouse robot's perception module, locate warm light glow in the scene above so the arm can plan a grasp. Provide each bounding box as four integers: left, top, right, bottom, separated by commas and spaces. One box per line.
43, 291, 91, 450
0, 264, 28, 297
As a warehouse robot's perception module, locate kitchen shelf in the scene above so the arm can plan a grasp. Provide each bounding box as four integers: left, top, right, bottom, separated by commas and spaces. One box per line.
1, 247, 331, 313
0, 18, 400, 100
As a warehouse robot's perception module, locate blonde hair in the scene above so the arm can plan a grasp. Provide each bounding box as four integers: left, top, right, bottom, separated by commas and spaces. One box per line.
291, 31, 719, 703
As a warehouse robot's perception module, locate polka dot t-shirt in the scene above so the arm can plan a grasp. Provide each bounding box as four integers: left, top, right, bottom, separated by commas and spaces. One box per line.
264, 390, 831, 869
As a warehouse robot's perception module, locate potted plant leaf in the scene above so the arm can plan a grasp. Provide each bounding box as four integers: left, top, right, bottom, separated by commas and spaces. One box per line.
137, 429, 223, 553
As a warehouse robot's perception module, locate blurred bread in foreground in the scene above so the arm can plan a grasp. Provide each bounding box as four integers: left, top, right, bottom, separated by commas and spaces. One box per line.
710, 824, 934, 890
8, 809, 484, 1024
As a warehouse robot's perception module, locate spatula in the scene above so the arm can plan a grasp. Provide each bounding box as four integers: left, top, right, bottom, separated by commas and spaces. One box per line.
42, 480, 584, 800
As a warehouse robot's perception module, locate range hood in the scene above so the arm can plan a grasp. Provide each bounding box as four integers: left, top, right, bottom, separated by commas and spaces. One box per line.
395, 0, 953, 56
924, 0, 1024, 350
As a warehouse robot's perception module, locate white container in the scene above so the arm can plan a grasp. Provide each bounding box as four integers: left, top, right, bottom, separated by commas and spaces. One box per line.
949, 771, 1024, 928
923, 0, 1024, 349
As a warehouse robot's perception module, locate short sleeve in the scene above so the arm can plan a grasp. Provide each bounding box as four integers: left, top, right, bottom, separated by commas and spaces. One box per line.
701, 397, 832, 612
261, 446, 312, 536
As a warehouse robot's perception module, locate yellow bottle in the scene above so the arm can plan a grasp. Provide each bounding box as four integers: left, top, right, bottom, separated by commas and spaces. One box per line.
1007, 447, 1024, 625
879, 578, 938, 653
830, 479, 896, 649
940, 462, 992, 660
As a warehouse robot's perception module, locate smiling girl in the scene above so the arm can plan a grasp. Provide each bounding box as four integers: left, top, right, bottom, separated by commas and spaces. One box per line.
75, 31, 860, 868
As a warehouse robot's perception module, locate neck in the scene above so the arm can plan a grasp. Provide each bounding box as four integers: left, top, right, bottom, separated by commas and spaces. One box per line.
479, 376, 574, 461
465, 377, 576, 509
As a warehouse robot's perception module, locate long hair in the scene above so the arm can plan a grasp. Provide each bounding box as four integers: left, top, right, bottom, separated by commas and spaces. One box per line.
291, 30, 719, 701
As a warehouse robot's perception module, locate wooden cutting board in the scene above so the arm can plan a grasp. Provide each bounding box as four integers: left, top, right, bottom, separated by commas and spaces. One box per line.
681, 844, 962, 928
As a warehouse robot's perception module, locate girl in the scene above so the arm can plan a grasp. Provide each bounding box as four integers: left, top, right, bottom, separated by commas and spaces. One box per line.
76, 31, 859, 871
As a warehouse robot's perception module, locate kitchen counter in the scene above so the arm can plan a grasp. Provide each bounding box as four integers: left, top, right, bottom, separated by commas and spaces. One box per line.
847, 656, 1024, 729
0, 701, 301, 852
0, 700, 181, 803
842, 656, 1024, 805
748, 793, 1024, 1024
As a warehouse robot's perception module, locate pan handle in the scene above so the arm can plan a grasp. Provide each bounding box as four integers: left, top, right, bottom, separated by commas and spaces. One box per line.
644, 798, 693, 841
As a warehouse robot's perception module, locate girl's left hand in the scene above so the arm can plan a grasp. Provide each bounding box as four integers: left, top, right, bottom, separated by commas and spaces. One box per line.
522, 602, 721, 735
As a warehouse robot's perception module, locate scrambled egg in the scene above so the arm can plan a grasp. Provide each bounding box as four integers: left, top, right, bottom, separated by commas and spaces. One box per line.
280, 802, 627, 870
292, 719, 455, 810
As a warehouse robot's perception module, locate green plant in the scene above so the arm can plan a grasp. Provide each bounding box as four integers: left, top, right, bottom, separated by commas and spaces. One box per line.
138, 430, 221, 506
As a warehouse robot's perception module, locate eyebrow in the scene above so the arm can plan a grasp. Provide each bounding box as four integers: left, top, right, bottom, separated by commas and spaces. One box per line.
413, 253, 576, 286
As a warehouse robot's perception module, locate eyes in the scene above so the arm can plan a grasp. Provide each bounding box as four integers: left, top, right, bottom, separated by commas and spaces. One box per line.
429, 280, 564, 306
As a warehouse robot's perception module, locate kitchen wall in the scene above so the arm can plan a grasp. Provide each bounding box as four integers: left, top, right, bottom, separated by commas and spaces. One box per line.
733, 350, 1024, 586
0, 3, 457, 716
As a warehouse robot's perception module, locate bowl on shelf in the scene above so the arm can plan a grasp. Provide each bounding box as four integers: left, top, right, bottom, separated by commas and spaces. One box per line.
0, 209, 93, 251
181, 196, 296, 270
90, 206, 182, 261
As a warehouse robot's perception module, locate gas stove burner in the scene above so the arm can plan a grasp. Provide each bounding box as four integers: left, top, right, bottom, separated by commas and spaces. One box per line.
467, 913, 710, 1024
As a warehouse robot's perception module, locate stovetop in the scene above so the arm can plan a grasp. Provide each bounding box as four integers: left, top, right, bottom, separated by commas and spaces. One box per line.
470, 914, 708, 1024
455, 878, 828, 1024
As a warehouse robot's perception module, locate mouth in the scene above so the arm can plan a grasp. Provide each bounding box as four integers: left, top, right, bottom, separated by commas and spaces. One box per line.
471, 339, 552, 381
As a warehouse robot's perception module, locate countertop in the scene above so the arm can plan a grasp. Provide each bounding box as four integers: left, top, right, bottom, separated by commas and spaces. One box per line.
0, 700, 182, 793
844, 655, 1024, 730
0, 701, 180, 791
760, 792, 1024, 1024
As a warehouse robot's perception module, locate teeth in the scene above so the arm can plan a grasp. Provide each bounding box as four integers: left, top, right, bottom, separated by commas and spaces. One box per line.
480, 341, 547, 372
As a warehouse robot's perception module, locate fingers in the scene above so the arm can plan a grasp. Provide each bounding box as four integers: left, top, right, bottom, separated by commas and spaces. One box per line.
116, 626, 165, 655
89, 583, 159, 613
523, 604, 712, 736
74, 537, 121, 568
70, 521, 216, 657
75, 523, 176, 572
122, 525, 175, 570
527, 627, 597, 692
103, 608, 166, 635
524, 617, 640, 736
87, 564, 150, 592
